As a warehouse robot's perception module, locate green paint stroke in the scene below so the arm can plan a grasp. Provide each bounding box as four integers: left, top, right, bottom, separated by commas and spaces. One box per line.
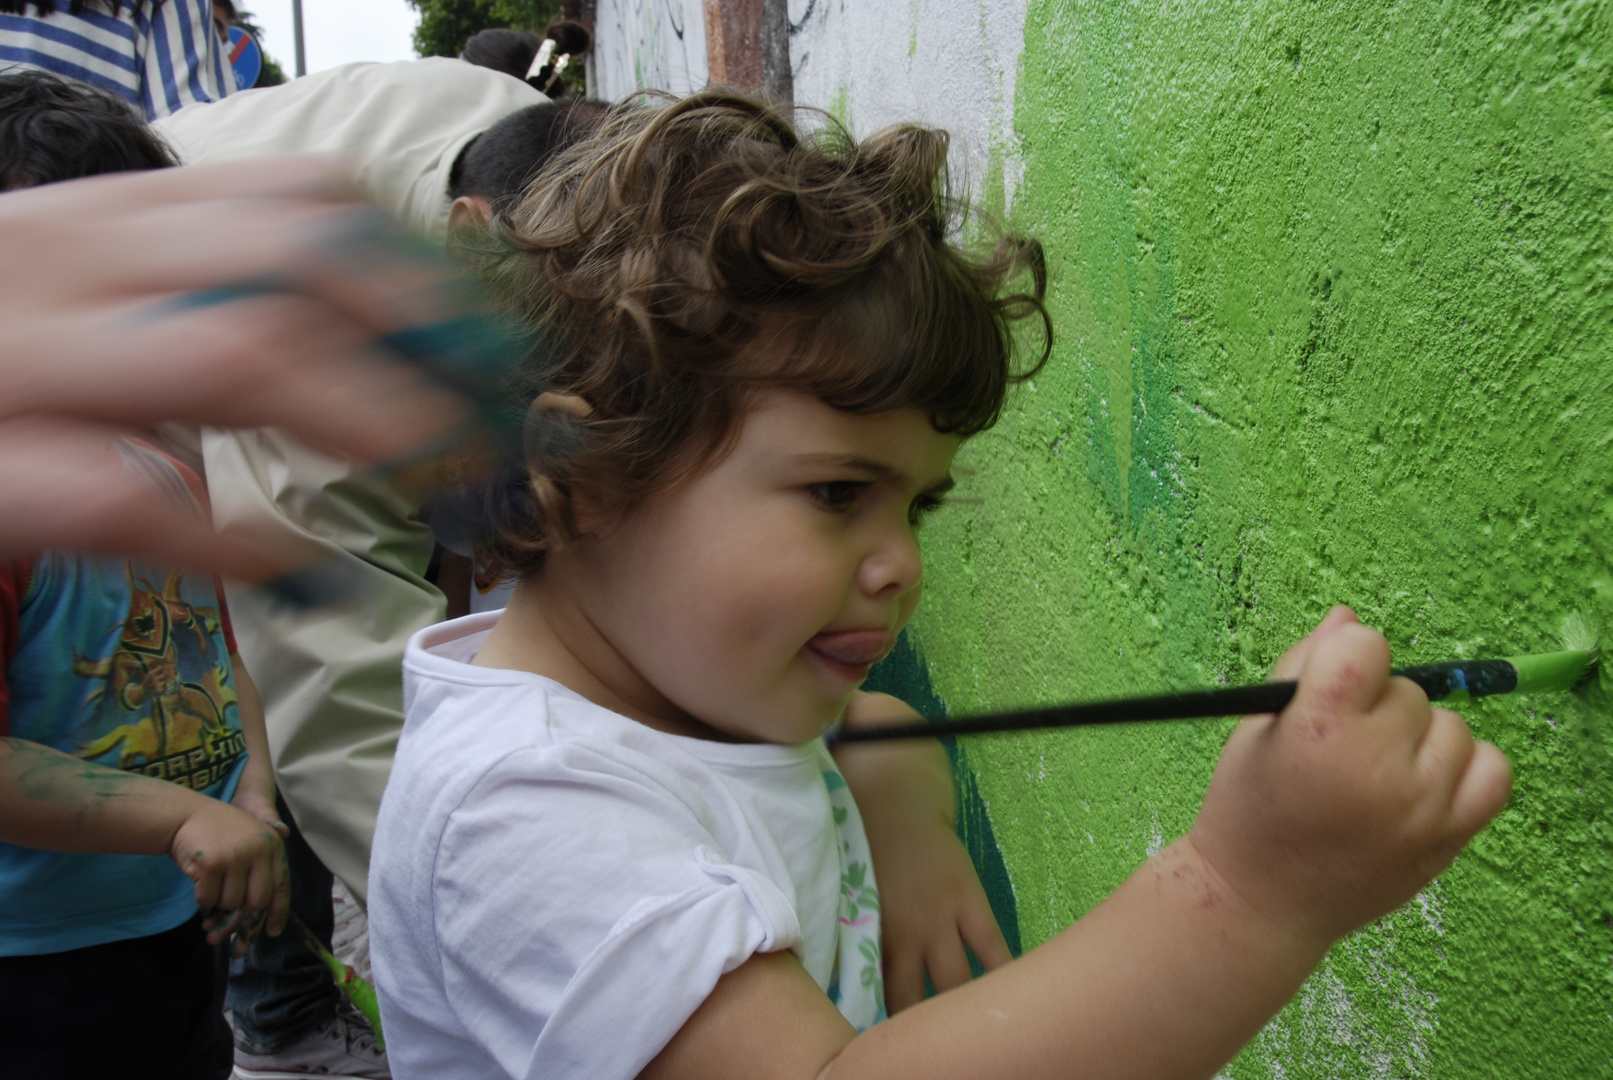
910, 0, 1613, 1076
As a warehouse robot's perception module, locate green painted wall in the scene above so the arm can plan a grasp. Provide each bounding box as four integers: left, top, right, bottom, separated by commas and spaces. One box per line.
896, 0, 1612, 1074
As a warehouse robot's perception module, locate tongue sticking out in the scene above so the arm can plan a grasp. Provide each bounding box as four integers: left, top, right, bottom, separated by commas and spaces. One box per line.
808, 630, 895, 667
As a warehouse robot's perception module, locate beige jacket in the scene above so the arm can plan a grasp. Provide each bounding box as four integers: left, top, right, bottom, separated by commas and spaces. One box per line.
162, 59, 546, 901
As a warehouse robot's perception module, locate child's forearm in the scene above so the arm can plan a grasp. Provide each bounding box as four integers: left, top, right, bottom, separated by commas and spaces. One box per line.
832, 692, 954, 830
831, 737, 953, 829
0, 736, 209, 855
229, 652, 277, 803
826, 837, 1327, 1080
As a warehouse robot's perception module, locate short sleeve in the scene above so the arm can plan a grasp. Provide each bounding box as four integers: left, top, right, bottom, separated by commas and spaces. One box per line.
0, 557, 34, 737
433, 745, 802, 1080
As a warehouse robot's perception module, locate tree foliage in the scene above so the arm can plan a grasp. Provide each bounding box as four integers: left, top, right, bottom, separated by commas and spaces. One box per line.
408, 0, 563, 59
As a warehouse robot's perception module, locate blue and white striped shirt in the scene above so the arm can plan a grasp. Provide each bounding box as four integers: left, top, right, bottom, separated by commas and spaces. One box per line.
0, 0, 233, 121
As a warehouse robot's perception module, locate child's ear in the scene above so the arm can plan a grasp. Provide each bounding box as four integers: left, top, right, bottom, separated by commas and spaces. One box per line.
525, 391, 602, 535
447, 194, 494, 233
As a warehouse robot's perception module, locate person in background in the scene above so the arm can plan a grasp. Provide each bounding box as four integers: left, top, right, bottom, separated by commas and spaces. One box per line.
460, 19, 590, 99
0, 0, 234, 121
154, 59, 603, 1080
0, 70, 285, 1080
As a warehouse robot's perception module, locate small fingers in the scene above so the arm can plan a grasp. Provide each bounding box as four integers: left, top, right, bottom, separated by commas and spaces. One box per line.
1447, 739, 1513, 840
882, 947, 926, 1015
1380, 673, 1436, 748
958, 906, 1012, 972
1290, 621, 1394, 720
243, 842, 278, 916
1270, 605, 1358, 682
205, 908, 243, 946
267, 844, 292, 938
1414, 707, 1475, 794
215, 864, 248, 916
189, 865, 223, 911
924, 936, 974, 995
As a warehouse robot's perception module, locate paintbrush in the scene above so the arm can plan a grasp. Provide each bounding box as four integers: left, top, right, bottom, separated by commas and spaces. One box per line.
836, 640, 1600, 744
285, 911, 387, 1050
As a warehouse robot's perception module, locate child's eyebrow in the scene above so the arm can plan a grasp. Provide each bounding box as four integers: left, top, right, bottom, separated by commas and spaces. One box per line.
788, 453, 955, 493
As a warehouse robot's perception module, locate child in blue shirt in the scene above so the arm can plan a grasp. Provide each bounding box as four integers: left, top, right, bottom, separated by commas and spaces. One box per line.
0, 71, 286, 1080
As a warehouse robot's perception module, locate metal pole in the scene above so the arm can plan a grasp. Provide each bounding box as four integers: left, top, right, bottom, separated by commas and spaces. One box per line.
291, 0, 306, 77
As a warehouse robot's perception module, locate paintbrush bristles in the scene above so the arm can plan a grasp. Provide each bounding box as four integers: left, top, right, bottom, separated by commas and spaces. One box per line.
1558, 611, 1601, 691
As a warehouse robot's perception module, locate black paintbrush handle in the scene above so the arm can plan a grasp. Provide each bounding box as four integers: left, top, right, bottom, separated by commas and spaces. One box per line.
835, 661, 1520, 743
835, 681, 1299, 743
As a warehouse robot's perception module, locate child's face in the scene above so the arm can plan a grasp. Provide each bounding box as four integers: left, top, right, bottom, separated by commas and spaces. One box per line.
569, 389, 961, 743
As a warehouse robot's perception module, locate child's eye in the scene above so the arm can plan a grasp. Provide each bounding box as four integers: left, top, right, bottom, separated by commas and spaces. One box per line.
808, 481, 867, 512
907, 493, 947, 526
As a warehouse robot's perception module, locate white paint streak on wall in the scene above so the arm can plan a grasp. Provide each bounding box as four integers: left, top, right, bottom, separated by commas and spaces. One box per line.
591, 0, 709, 101
788, 0, 1032, 211
1247, 923, 1439, 1079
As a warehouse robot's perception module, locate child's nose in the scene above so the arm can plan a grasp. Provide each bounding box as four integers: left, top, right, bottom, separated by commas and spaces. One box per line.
857, 524, 923, 600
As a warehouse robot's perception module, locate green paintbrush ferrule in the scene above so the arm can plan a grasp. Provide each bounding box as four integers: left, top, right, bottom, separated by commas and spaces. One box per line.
1505, 649, 1598, 695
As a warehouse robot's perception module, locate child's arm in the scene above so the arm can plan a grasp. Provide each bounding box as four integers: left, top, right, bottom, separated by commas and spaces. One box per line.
833, 692, 1011, 1013
0, 735, 292, 945
217, 652, 291, 950
639, 608, 1512, 1080
227, 653, 286, 836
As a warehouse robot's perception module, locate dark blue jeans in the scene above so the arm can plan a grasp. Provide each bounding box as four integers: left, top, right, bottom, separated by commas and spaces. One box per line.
225, 792, 341, 1054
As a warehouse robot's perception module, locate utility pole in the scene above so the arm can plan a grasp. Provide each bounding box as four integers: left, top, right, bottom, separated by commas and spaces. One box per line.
291, 0, 306, 77
702, 0, 791, 104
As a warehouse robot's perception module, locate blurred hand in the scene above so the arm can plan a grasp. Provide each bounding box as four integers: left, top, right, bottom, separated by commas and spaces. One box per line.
1188, 606, 1513, 946
0, 157, 470, 574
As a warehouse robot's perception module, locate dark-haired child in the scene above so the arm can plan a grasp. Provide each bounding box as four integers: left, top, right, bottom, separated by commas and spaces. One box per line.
368, 92, 1513, 1080
0, 66, 176, 186
0, 70, 286, 1080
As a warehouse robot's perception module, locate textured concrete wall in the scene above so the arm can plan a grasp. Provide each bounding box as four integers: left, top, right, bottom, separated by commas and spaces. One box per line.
592, 2, 1613, 1074
591, 0, 708, 100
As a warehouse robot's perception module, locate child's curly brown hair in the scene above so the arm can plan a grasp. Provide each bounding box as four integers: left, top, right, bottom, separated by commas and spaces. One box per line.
476, 89, 1051, 577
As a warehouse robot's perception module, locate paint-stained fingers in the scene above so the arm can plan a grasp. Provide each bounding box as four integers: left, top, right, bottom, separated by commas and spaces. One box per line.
925, 935, 974, 995
882, 949, 927, 1015
267, 846, 292, 938
957, 906, 1012, 972
215, 863, 249, 919
229, 911, 269, 958
1268, 605, 1359, 683
205, 907, 244, 946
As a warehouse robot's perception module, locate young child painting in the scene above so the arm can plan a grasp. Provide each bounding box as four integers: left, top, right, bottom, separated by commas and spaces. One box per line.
368, 92, 1513, 1080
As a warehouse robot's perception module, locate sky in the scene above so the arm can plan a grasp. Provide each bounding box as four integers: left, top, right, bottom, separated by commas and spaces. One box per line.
245, 0, 421, 76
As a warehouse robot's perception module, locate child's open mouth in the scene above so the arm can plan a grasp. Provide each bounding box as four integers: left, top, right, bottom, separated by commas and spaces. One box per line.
805, 629, 895, 682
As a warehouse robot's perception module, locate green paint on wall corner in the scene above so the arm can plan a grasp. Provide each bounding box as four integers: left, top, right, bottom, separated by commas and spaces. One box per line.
907, 0, 1613, 1076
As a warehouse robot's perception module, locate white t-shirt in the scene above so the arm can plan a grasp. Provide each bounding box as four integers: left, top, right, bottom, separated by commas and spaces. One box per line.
370, 613, 886, 1080
153, 57, 547, 236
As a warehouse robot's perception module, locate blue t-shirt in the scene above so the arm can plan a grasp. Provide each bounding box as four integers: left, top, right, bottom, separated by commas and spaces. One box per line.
0, 444, 247, 955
